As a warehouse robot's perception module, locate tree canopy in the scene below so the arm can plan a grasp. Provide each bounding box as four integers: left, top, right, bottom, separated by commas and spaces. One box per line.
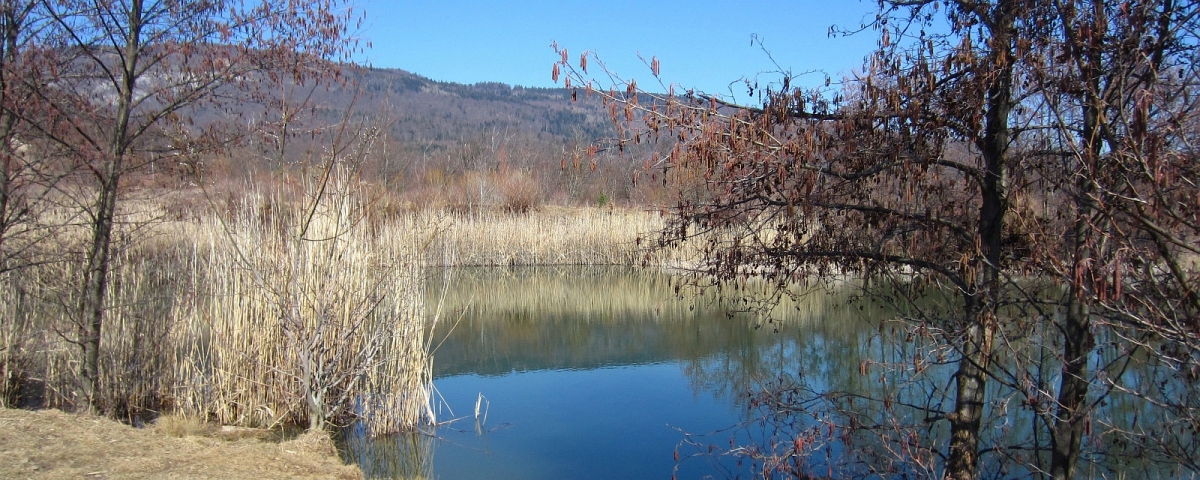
556, 0, 1200, 477
1, 0, 361, 412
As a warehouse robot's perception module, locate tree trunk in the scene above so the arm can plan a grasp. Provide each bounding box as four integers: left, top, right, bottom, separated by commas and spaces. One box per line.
945, 2, 1015, 477
78, 0, 141, 412
1050, 2, 1105, 475
1051, 295, 1092, 480
0, 0, 26, 267
947, 319, 994, 480
78, 174, 119, 410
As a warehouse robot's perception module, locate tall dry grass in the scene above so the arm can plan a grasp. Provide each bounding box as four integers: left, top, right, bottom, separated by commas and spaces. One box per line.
169, 168, 434, 433
421, 206, 704, 268
0, 169, 702, 430
0, 168, 437, 434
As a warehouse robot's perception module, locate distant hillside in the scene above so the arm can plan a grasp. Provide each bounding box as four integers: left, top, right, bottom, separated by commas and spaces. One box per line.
202, 63, 664, 207
316, 66, 614, 147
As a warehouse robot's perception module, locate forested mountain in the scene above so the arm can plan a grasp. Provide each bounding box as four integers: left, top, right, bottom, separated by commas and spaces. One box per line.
229, 65, 664, 208
318, 66, 612, 147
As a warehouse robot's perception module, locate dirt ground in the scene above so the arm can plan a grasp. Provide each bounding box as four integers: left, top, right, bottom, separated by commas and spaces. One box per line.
0, 408, 363, 479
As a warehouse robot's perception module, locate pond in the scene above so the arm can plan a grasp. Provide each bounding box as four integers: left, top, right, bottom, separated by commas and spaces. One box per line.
336, 266, 1194, 479
337, 266, 878, 479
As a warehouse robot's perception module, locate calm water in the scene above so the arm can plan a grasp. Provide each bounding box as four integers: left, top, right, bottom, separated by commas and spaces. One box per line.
338, 266, 877, 479
337, 266, 1194, 479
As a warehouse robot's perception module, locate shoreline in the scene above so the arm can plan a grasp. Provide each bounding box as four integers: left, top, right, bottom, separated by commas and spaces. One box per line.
0, 407, 363, 479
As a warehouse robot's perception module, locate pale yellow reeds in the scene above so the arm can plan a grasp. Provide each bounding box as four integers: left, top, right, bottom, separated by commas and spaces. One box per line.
427, 206, 658, 266
169, 168, 434, 433
0, 173, 706, 430
428, 205, 716, 268
0, 168, 437, 434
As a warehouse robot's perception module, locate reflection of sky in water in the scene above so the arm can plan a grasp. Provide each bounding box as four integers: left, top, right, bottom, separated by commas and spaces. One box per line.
432, 364, 743, 480
338, 266, 1195, 479
339, 266, 880, 479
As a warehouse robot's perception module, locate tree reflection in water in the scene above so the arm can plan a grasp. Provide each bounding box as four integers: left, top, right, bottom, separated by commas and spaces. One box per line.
338, 267, 1195, 479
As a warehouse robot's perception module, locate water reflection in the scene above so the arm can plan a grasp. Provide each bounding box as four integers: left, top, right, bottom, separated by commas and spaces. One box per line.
338, 427, 434, 480
430, 266, 864, 378
338, 266, 884, 479
336, 266, 1194, 479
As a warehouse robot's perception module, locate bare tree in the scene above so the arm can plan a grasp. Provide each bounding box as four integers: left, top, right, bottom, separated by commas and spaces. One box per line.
557, 2, 1024, 476
9, 0, 360, 412
0, 0, 79, 409
1035, 1, 1200, 474
555, 0, 1200, 478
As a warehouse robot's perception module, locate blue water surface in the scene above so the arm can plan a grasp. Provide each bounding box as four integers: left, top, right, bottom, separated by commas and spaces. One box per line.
431, 364, 741, 479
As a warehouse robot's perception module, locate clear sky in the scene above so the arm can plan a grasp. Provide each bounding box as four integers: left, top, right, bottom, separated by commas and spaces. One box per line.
352, 1, 881, 102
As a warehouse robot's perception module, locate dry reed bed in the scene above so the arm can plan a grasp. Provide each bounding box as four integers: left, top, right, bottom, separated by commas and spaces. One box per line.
0, 180, 707, 431
1, 172, 435, 435
170, 181, 433, 433
430, 206, 663, 266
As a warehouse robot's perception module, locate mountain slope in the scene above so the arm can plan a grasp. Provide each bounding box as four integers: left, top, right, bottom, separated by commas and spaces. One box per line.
328, 67, 613, 146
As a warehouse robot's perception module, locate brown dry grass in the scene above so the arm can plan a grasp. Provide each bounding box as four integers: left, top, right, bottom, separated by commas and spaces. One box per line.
0, 172, 694, 430
426, 205, 704, 267
0, 168, 434, 434
0, 407, 362, 479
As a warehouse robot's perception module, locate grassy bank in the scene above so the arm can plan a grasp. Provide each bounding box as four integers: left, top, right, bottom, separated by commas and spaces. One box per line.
0, 407, 362, 479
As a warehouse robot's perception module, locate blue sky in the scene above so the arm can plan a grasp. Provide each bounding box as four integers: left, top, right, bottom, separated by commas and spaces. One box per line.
353, 1, 881, 101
